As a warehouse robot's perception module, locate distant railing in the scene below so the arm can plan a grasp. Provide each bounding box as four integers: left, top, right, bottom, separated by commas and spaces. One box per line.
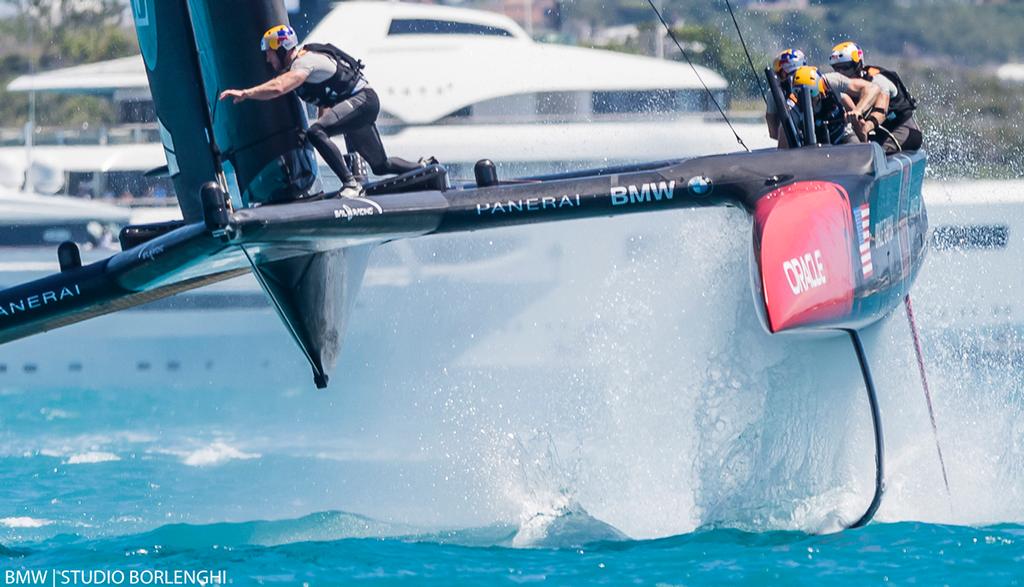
0, 123, 161, 147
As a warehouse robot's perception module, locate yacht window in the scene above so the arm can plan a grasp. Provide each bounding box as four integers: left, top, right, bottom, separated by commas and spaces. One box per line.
446, 106, 473, 119
0, 224, 96, 247
436, 88, 724, 124
592, 90, 710, 114
388, 19, 514, 37
119, 100, 157, 124
536, 92, 580, 116
43, 228, 73, 243
66, 171, 173, 200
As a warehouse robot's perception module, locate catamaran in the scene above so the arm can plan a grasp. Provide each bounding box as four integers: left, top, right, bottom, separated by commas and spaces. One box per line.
0, 0, 941, 529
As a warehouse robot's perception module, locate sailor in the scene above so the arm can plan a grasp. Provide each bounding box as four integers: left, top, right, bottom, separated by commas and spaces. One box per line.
819, 67, 881, 143
765, 48, 806, 142
829, 41, 922, 154
786, 66, 861, 147
219, 25, 431, 198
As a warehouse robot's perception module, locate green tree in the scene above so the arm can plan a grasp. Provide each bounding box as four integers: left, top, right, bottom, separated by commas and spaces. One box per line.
0, 0, 138, 128
667, 23, 770, 101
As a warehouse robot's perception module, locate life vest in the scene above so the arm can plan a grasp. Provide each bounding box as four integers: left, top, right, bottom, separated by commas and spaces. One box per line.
862, 65, 917, 128
789, 81, 848, 145
294, 43, 366, 108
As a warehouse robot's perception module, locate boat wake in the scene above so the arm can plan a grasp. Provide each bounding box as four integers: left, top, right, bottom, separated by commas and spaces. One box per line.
511, 496, 628, 548
421, 211, 887, 537
3, 507, 625, 559
132, 510, 416, 549
7, 517, 1024, 584
416, 208, 1024, 537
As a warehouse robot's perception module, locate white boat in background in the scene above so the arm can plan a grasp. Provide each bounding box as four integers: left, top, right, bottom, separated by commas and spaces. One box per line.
0, 189, 127, 286
0, 189, 128, 228
304, 2, 770, 173
0, 0, 769, 192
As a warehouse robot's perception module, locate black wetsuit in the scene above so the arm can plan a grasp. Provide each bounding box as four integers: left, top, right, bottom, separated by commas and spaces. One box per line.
306, 88, 420, 183
860, 65, 922, 154
296, 45, 419, 184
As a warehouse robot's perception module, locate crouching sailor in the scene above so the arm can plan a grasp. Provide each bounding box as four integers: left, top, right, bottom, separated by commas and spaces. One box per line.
785, 66, 862, 147
219, 25, 433, 198
829, 41, 923, 154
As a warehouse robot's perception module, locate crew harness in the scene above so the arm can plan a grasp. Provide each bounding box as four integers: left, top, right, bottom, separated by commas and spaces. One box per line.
295, 43, 366, 108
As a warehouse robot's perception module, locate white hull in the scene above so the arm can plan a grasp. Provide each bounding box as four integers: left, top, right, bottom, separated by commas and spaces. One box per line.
0, 118, 774, 195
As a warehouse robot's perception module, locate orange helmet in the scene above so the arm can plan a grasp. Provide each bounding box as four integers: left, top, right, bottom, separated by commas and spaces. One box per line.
791, 66, 826, 98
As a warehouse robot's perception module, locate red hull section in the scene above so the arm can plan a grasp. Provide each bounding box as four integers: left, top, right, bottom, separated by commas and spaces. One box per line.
755, 181, 856, 333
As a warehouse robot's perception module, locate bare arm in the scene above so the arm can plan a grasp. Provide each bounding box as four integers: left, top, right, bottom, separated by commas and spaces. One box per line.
845, 77, 881, 118
840, 93, 869, 141
219, 69, 310, 103
840, 93, 856, 110
867, 92, 891, 130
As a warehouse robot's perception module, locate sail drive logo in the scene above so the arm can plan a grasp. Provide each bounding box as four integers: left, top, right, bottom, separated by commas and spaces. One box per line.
475, 194, 581, 215
610, 181, 675, 207
783, 251, 827, 295
0, 285, 81, 318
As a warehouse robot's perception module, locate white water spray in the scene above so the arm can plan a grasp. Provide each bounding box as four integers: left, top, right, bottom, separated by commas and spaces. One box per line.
420, 190, 1024, 542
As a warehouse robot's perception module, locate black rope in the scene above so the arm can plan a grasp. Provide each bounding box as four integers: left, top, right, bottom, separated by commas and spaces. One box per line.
644, 0, 751, 153
903, 295, 952, 499
847, 330, 886, 529
723, 0, 768, 105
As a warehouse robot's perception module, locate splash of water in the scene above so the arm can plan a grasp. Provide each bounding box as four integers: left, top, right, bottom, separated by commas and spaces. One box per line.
426, 196, 1024, 542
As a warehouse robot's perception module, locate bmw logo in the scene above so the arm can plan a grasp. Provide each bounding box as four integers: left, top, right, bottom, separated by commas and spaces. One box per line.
688, 175, 713, 196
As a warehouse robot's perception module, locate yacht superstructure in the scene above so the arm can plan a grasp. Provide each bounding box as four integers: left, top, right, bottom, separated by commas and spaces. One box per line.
0, 1, 769, 192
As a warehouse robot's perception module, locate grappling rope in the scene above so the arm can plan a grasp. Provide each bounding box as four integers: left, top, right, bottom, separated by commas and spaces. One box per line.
904, 295, 952, 497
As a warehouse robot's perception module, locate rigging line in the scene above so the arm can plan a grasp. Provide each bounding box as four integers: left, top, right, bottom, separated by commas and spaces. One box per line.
644, 0, 751, 153
722, 0, 768, 105
904, 294, 952, 498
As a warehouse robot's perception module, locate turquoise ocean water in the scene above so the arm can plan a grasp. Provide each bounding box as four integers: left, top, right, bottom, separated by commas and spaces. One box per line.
5, 517, 1024, 585
1, 431, 1022, 585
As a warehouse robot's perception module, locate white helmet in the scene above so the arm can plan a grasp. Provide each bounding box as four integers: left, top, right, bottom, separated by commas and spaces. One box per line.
829, 41, 865, 70
261, 25, 299, 52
